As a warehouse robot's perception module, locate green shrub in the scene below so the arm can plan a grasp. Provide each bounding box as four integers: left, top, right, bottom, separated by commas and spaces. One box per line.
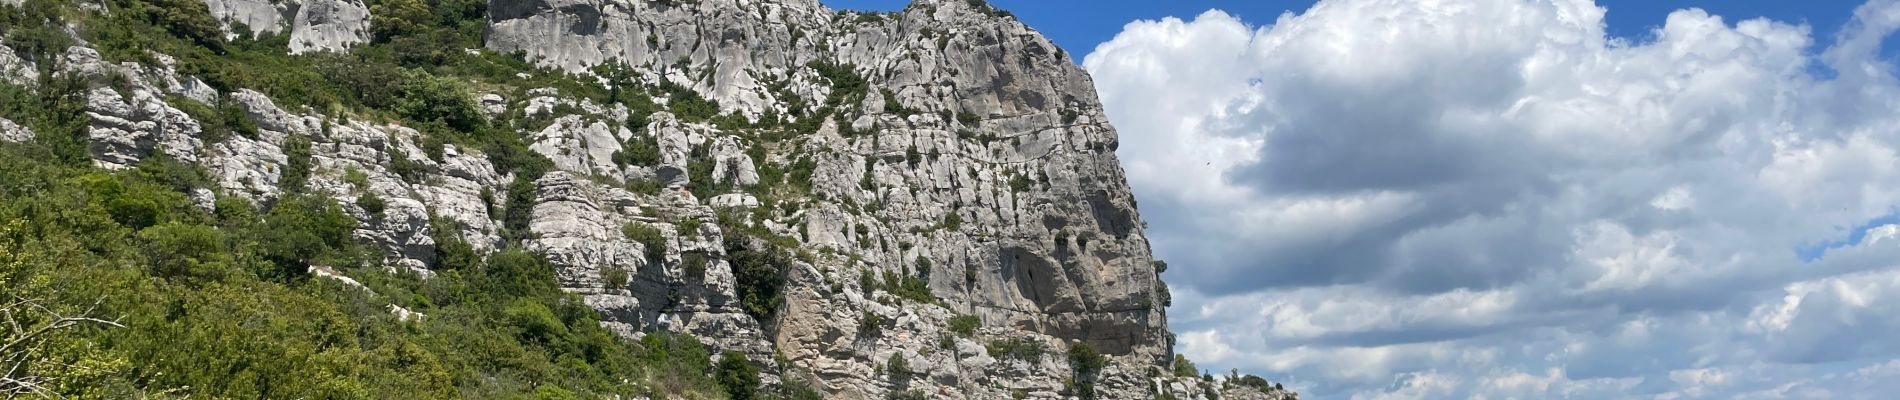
658, 81, 721, 122
956, 110, 981, 126
940, 212, 962, 231
501, 298, 568, 343
1009, 173, 1033, 193
279, 135, 314, 192
501, 176, 537, 243
622, 222, 667, 260
886, 390, 929, 400
1234, 374, 1274, 391
601, 265, 629, 288
727, 237, 788, 322
395, 69, 484, 132
355, 192, 387, 216
881, 88, 917, 116
0, 4, 734, 398
344, 167, 371, 190
715, 351, 761, 400
886, 352, 911, 379
1069, 342, 1107, 376
1172, 354, 1199, 378
613, 134, 661, 167
256, 193, 358, 280
858, 311, 884, 337
677, 217, 702, 237
882, 270, 933, 304
137, 222, 231, 281
948, 314, 979, 337
430, 217, 479, 271
388, 145, 431, 183
682, 252, 708, 278
986, 338, 1045, 363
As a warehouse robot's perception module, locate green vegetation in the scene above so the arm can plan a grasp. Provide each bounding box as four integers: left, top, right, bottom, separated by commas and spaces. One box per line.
726, 234, 791, 322
887, 390, 930, 400
939, 211, 963, 231
683, 252, 709, 279
622, 222, 667, 261
1233, 374, 1279, 392
355, 192, 387, 216
858, 311, 884, 337
613, 132, 661, 167
0, 142, 740, 398
601, 265, 628, 288
657, 81, 722, 123
956, 110, 981, 126
880, 87, 918, 117
1068, 342, 1107, 399
986, 338, 1046, 363
881, 269, 934, 304
0, 1, 794, 397
1172, 354, 1200, 378
1069, 343, 1106, 375
948, 314, 979, 337
1009, 172, 1033, 193
677, 217, 703, 237
885, 353, 912, 379
279, 134, 315, 191
714, 351, 761, 400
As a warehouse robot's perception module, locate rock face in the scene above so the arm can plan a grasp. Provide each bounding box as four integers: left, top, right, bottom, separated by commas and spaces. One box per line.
5, 0, 1294, 398
203, 0, 370, 53
204, 0, 298, 37
489, 0, 1241, 398
287, 0, 371, 54
0, 117, 30, 143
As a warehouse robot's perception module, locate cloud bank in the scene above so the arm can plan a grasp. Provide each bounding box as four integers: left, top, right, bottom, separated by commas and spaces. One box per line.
1084, 0, 1900, 397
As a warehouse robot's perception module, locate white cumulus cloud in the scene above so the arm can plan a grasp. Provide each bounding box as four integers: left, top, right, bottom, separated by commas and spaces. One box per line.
1085, 0, 1900, 397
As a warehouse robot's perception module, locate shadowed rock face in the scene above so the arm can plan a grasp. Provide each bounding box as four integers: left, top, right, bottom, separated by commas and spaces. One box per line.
13, 0, 1293, 398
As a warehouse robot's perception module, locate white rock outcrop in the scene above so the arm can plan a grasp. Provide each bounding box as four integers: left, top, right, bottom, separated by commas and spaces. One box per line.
288, 0, 371, 54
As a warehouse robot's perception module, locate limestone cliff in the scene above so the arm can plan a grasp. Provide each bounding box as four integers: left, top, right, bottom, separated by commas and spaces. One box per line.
0, 0, 1296, 398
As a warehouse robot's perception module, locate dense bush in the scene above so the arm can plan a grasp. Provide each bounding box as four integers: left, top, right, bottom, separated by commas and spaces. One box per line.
948, 314, 979, 337
1234, 374, 1275, 391
986, 338, 1045, 363
601, 265, 628, 288
881, 270, 934, 304
682, 252, 709, 279
395, 69, 484, 132
279, 135, 315, 191
621, 222, 667, 261
613, 133, 662, 167
1068, 342, 1107, 381
726, 236, 789, 322
0, 142, 736, 398
858, 311, 884, 337
1172, 354, 1200, 378
715, 351, 761, 400
886, 353, 912, 379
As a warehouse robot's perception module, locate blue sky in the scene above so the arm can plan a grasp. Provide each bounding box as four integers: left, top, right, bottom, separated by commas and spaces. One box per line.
823, 0, 1871, 63
1065, 0, 1900, 398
